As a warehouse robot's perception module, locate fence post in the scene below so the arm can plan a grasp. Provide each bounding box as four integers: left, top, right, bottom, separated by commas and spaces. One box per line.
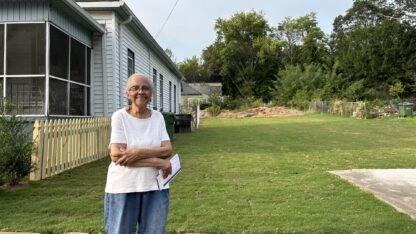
30, 120, 41, 181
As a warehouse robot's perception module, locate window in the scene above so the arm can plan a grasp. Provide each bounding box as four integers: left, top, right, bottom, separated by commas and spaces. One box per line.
49, 78, 67, 115
70, 38, 86, 83
48, 25, 90, 116
6, 77, 45, 114
87, 48, 91, 85
127, 49, 134, 77
70, 83, 85, 116
50, 26, 69, 79
169, 81, 172, 112
152, 68, 157, 109
159, 74, 163, 111
0, 25, 4, 75
173, 84, 176, 113
6, 24, 45, 75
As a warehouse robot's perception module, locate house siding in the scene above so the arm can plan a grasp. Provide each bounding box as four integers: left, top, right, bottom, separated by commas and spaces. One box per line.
0, 0, 49, 22
91, 32, 104, 116
119, 22, 151, 107
49, 2, 92, 47
86, 11, 116, 114
0, 0, 91, 47
150, 53, 180, 113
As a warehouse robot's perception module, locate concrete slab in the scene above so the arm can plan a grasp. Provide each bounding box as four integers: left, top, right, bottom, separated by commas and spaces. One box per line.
330, 169, 416, 220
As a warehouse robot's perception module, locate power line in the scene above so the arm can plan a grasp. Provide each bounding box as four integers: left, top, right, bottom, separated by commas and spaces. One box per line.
155, 0, 180, 39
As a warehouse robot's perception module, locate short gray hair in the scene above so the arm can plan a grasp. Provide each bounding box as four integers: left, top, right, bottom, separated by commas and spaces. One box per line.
126, 73, 153, 93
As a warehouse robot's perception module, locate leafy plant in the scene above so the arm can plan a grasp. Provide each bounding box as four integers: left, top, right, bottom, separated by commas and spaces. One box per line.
207, 105, 222, 117
0, 99, 34, 186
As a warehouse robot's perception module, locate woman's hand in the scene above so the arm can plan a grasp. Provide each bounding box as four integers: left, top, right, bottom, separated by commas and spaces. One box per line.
115, 148, 140, 166
160, 160, 172, 179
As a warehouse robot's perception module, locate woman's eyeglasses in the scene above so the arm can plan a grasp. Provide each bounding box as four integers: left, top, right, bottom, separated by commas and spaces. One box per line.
128, 85, 151, 92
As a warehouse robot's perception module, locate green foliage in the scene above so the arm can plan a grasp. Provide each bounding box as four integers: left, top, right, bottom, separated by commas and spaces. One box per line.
274, 63, 347, 109
0, 99, 34, 186
178, 56, 202, 82
331, 0, 416, 100
207, 105, 222, 117
162, 112, 175, 140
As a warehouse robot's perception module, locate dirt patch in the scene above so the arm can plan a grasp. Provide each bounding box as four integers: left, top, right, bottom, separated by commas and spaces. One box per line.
199, 106, 304, 118
0, 182, 28, 191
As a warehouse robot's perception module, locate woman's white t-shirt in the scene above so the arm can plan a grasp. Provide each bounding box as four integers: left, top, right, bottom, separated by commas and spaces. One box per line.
105, 108, 170, 193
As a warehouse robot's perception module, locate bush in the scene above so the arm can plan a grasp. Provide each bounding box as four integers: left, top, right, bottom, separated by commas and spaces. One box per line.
0, 100, 34, 186
207, 105, 222, 117
162, 112, 175, 140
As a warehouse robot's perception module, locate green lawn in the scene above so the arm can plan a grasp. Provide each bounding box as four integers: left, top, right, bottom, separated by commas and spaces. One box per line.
1, 114, 416, 233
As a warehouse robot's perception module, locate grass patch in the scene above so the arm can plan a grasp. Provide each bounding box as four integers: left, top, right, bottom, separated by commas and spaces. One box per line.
1, 114, 416, 233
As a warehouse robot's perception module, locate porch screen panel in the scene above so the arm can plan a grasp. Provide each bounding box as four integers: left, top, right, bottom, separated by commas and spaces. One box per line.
0, 78, 3, 109
69, 83, 85, 115
49, 78, 68, 115
70, 38, 85, 84
87, 48, 91, 85
0, 25, 3, 75
6, 24, 45, 75
50, 26, 69, 79
6, 77, 45, 114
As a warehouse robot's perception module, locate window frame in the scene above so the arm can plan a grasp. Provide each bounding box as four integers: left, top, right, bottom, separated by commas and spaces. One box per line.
127, 49, 135, 78
159, 74, 164, 111
152, 68, 157, 110
169, 81, 172, 112
0, 22, 92, 117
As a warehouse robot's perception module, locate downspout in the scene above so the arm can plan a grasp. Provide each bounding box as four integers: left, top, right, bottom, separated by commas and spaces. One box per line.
118, 15, 133, 107
102, 32, 108, 116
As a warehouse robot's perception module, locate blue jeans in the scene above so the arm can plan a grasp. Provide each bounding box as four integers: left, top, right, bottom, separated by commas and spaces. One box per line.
104, 190, 169, 234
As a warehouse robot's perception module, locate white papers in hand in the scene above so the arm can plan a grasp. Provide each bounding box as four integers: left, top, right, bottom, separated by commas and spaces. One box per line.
156, 154, 181, 190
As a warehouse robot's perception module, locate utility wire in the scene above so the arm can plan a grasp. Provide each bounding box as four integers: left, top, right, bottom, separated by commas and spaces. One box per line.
155, 0, 180, 38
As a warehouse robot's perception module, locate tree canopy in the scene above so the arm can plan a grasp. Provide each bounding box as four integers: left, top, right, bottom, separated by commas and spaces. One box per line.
178, 0, 416, 107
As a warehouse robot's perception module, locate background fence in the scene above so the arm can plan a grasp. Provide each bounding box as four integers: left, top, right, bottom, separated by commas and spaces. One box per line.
30, 117, 111, 181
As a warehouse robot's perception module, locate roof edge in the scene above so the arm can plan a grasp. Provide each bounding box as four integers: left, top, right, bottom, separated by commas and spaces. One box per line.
77, 0, 183, 80
62, 0, 106, 34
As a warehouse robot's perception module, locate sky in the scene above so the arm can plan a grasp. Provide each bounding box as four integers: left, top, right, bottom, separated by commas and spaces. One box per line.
124, 0, 354, 63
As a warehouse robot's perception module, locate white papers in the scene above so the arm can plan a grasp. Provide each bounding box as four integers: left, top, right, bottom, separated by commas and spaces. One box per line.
156, 154, 181, 190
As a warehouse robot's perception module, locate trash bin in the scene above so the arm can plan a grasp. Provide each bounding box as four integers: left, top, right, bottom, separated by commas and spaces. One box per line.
398, 102, 413, 117
174, 114, 192, 133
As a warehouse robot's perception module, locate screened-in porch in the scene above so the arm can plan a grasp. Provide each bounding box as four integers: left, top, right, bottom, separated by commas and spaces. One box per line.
0, 22, 91, 116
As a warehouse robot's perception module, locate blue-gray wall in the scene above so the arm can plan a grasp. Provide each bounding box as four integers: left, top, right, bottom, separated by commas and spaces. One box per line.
0, 0, 92, 46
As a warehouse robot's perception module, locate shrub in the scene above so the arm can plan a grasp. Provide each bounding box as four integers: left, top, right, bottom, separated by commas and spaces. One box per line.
207, 105, 222, 117
162, 112, 175, 140
0, 100, 34, 186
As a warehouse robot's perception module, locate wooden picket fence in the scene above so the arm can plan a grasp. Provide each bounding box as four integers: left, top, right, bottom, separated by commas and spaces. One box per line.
30, 117, 111, 181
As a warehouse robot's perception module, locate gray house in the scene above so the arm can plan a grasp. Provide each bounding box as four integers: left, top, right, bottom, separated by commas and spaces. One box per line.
0, 0, 182, 117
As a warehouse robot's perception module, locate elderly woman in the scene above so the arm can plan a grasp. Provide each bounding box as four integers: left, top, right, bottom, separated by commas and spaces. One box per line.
104, 73, 172, 234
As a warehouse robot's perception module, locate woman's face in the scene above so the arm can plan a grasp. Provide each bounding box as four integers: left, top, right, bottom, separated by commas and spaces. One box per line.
126, 76, 152, 108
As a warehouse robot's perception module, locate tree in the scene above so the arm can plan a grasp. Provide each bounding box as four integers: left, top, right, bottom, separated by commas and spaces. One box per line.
200, 41, 224, 78
276, 13, 329, 66
164, 48, 177, 63
331, 0, 416, 100
178, 56, 202, 82
214, 11, 272, 98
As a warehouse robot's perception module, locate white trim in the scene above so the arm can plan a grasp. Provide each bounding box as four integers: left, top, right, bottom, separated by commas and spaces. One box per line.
77, 1, 123, 8
5, 75, 45, 78
67, 36, 71, 115
45, 22, 50, 116
2, 24, 5, 98
2, 21, 45, 25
